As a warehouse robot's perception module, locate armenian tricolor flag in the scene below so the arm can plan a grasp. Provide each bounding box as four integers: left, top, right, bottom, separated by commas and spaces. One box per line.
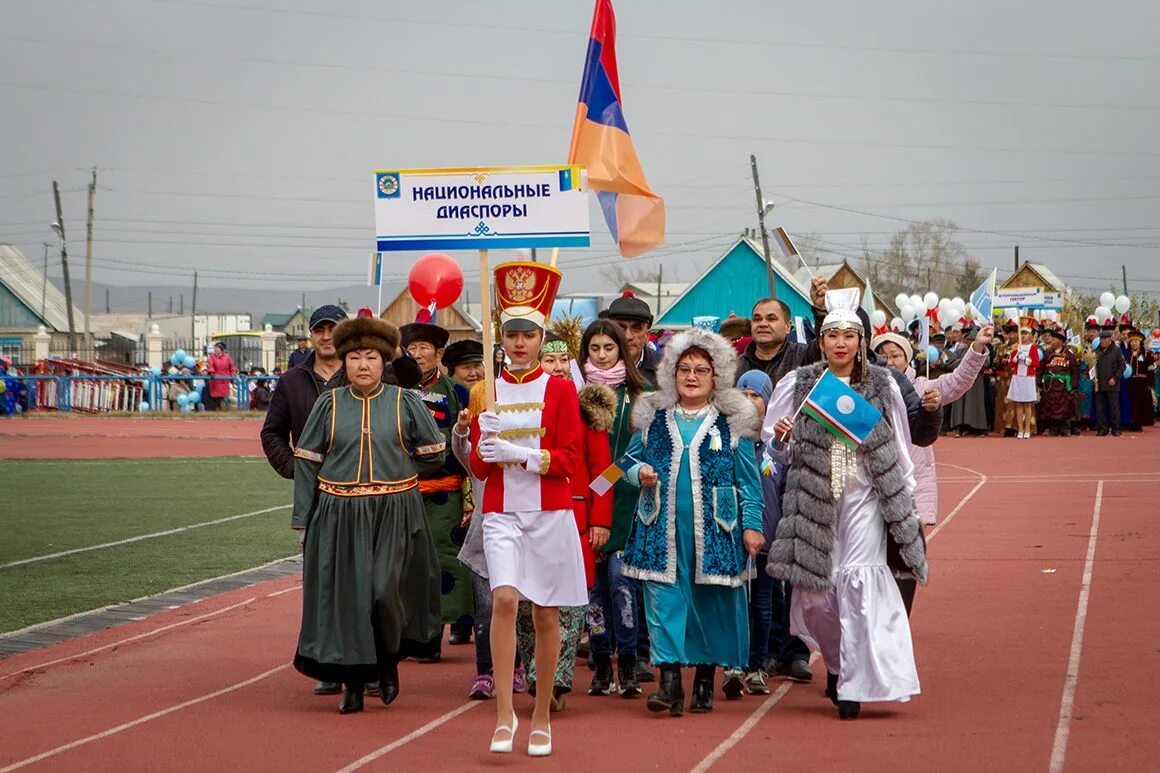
568, 0, 665, 259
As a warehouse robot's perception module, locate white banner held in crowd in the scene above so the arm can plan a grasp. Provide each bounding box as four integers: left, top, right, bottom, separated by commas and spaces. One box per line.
373, 165, 591, 252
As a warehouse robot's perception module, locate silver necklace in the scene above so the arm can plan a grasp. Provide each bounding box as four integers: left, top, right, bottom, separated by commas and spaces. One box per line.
675, 403, 710, 419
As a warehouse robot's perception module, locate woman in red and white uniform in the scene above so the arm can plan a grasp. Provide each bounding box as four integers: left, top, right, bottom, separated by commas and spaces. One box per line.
469, 261, 587, 757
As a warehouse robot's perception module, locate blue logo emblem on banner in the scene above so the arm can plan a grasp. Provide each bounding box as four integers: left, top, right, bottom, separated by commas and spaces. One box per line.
377, 173, 401, 199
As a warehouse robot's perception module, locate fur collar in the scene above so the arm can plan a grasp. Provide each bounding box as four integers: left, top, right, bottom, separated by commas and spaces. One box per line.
630, 327, 758, 440
577, 383, 617, 432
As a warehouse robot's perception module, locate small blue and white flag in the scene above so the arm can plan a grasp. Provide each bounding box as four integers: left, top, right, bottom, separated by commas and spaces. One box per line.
970, 268, 997, 322
801, 371, 883, 450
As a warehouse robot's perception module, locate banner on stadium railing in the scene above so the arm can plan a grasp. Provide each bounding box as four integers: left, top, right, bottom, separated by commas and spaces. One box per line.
372, 165, 592, 252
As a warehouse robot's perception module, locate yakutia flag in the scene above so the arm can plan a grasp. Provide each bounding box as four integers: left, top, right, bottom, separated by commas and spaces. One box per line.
801, 371, 882, 450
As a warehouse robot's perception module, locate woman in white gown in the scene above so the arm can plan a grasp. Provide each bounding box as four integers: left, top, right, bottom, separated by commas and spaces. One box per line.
762, 289, 926, 720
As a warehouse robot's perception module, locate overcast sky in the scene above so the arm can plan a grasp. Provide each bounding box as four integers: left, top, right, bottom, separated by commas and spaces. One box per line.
2, 0, 1158, 310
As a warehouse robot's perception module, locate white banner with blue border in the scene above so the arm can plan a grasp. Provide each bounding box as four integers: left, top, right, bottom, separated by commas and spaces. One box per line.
373, 165, 591, 252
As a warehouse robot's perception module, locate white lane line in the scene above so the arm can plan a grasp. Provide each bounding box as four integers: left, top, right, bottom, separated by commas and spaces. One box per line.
0, 597, 257, 681
690, 653, 820, 773
1049, 480, 1104, 773
0, 505, 291, 570
335, 701, 483, 772
265, 585, 302, 598
690, 465, 984, 771
0, 664, 289, 772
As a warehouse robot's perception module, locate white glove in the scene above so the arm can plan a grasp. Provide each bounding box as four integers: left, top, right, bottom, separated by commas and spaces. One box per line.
478, 437, 530, 465
477, 411, 501, 435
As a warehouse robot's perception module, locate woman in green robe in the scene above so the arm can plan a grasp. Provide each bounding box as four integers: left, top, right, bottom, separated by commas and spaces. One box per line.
292, 316, 448, 714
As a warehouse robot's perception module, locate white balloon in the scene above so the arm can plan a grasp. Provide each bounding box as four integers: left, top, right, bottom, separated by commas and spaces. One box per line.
900, 303, 917, 322
890, 317, 905, 332
870, 309, 887, 328
923, 292, 939, 310
1049, 310, 1059, 321
1099, 292, 1116, 309
894, 293, 910, 310
951, 297, 965, 312
1114, 295, 1131, 314
909, 294, 923, 311
1094, 305, 1111, 322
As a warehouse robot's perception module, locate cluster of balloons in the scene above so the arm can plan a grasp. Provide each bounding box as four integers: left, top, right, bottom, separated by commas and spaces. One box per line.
1093, 292, 1131, 324
889, 292, 972, 332
169, 349, 197, 369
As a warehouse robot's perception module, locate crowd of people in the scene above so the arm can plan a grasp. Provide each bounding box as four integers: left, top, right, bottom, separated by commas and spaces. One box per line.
259, 260, 1156, 757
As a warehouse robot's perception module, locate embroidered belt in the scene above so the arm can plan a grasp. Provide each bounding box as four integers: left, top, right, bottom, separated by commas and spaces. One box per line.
419, 474, 465, 495
319, 479, 417, 497
293, 448, 324, 463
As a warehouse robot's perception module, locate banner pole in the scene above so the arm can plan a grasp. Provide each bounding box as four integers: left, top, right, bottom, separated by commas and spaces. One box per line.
479, 249, 495, 411
550, 247, 559, 268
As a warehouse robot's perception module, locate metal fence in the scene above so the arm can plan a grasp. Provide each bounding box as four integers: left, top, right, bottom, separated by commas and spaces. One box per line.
2, 373, 279, 414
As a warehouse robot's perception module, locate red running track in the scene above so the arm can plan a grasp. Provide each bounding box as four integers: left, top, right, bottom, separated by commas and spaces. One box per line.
2, 436, 1159, 771
0, 417, 264, 459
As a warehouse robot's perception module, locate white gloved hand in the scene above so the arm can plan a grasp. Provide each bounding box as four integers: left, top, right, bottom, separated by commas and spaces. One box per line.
478, 437, 530, 465
477, 411, 502, 435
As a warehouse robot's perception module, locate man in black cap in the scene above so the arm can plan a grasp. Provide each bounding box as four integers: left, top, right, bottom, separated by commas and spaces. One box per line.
260, 304, 419, 696
401, 323, 474, 652
442, 339, 485, 394
1094, 321, 1126, 436
287, 334, 310, 369
606, 293, 660, 387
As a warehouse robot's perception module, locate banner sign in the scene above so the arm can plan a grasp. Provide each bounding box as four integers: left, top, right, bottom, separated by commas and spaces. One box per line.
995, 288, 1063, 311
373, 165, 591, 252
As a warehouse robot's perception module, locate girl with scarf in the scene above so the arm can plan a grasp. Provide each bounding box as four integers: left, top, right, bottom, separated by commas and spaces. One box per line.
763, 290, 926, 720
619, 328, 765, 716
578, 320, 652, 698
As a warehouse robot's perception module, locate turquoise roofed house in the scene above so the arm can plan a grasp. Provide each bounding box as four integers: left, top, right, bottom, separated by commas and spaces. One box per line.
654, 235, 814, 329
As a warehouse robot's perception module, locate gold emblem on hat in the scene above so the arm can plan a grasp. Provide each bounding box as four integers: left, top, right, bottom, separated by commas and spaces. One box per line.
505, 267, 537, 303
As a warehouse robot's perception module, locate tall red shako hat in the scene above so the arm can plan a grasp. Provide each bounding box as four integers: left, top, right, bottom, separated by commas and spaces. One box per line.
494, 261, 562, 332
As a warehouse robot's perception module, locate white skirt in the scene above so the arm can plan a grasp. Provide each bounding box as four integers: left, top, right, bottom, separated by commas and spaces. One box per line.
1007, 374, 1038, 403
482, 509, 587, 607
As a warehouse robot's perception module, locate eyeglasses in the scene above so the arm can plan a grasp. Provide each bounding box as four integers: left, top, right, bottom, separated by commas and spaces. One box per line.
677, 365, 713, 378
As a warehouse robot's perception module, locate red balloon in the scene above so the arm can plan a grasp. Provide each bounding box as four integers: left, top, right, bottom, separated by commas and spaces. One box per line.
1152, 329, 1160, 340
408, 253, 464, 310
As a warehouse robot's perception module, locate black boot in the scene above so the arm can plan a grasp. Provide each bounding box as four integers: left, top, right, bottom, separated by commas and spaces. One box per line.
617, 653, 642, 698
588, 653, 614, 695
646, 664, 684, 716
379, 657, 400, 706
689, 665, 715, 713
838, 700, 861, 720
338, 682, 365, 714
825, 671, 839, 707
314, 680, 341, 696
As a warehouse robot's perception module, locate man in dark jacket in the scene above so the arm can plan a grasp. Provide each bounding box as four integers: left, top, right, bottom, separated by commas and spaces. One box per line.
1093, 325, 1127, 436
287, 336, 311, 369
606, 293, 660, 387
739, 297, 811, 387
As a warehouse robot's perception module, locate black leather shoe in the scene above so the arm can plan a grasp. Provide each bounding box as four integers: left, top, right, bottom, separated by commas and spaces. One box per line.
787, 659, 813, 683
339, 683, 365, 714
825, 671, 839, 707
1112, 429, 1122, 436
689, 665, 715, 713
838, 700, 861, 720
617, 654, 642, 698
364, 681, 381, 698
379, 659, 400, 706
314, 680, 341, 696
646, 664, 684, 716
448, 624, 472, 645
635, 659, 656, 683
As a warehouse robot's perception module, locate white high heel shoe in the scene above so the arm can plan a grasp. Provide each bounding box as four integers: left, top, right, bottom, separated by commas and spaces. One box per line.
528, 725, 552, 757
489, 715, 518, 754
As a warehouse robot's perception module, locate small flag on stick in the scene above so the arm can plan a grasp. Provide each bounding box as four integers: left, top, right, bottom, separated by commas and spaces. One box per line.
800, 371, 883, 450
590, 453, 637, 496
771, 227, 798, 260
368, 251, 383, 287
970, 268, 997, 322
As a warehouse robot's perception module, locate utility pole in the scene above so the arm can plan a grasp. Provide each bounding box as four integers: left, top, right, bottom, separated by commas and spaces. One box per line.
105, 287, 110, 313
301, 292, 306, 310
148, 291, 153, 319
168, 295, 173, 314
84, 168, 96, 352
180, 294, 184, 315
191, 271, 199, 348
656, 263, 663, 319
41, 242, 51, 320
1014, 245, 1020, 272
52, 181, 77, 352
749, 154, 777, 299
1122, 265, 1128, 295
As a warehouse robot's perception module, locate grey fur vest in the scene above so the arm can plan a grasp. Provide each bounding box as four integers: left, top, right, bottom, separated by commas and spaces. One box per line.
767, 362, 928, 592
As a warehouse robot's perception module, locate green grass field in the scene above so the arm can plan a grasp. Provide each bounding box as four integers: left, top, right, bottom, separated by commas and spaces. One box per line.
0, 459, 294, 633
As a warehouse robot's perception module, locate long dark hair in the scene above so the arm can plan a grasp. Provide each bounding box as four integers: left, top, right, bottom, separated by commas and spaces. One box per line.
580, 319, 648, 398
